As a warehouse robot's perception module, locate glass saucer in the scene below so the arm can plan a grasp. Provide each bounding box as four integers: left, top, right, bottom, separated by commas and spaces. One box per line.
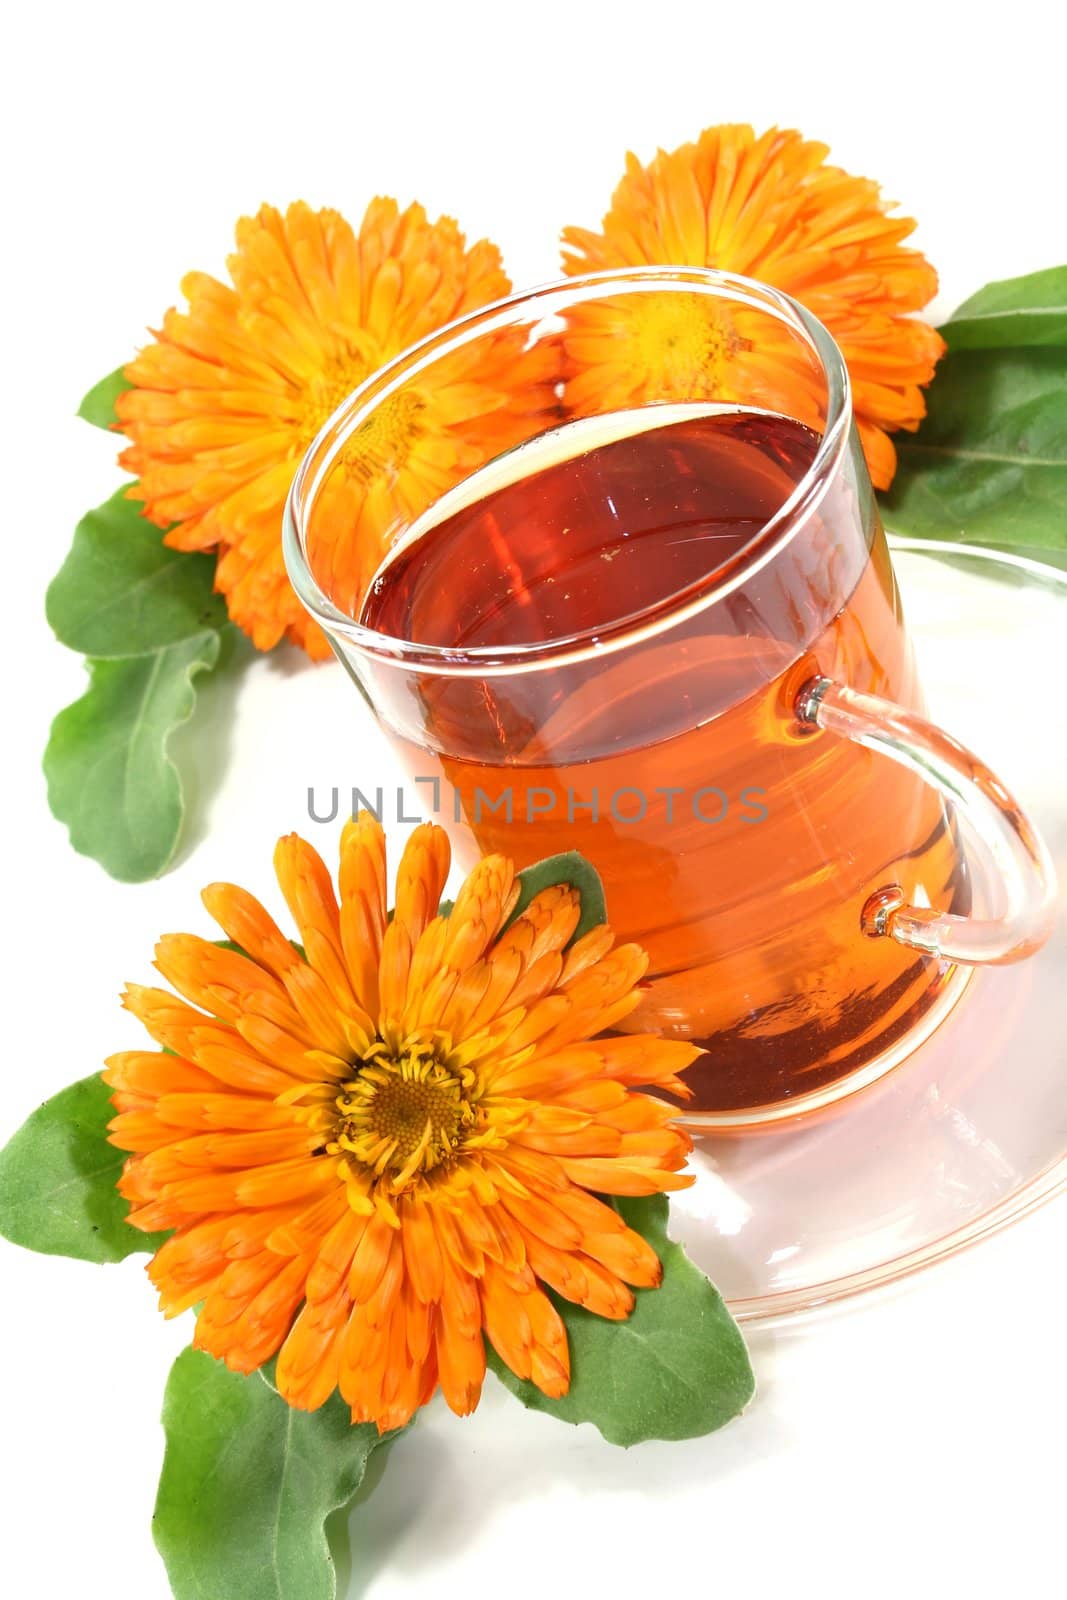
669, 540, 1067, 1322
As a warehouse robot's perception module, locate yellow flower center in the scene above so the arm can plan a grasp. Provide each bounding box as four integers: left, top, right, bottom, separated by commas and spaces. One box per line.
343, 391, 427, 485
299, 349, 427, 484
301, 351, 373, 443
629, 294, 749, 398
331, 1039, 476, 1187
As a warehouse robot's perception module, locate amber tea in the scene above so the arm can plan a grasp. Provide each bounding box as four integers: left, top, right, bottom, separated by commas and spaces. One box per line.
360, 407, 969, 1113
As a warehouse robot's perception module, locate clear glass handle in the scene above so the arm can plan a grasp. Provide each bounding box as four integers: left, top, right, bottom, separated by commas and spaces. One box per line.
795, 676, 1057, 965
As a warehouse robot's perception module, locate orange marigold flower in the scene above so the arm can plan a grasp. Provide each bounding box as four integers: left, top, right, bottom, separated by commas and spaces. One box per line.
116, 200, 550, 658
105, 818, 697, 1431
561, 124, 945, 489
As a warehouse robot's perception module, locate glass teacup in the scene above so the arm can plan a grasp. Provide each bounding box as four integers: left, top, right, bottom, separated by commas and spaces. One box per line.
284, 269, 1054, 1128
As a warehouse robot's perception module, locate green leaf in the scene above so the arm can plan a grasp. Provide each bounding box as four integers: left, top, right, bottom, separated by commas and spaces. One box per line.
154, 1350, 401, 1600
46, 489, 227, 657
506, 850, 608, 944
78, 366, 131, 428
489, 1194, 754, 1445
882, 266, 1067, 567
0, 1073, 165, 1262
881, 345, 1067, 560
943, 265, 1067, 350
44, 629, 223, 881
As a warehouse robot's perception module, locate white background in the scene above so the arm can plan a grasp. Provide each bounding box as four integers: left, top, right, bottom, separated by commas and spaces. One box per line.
2, 3, 1064, 1597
